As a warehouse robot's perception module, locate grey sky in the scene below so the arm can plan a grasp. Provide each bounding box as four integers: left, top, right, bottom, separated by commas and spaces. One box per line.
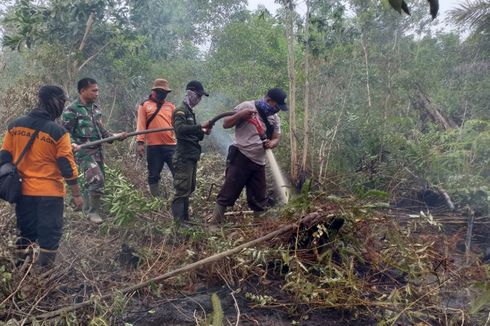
247, 0, 465, 22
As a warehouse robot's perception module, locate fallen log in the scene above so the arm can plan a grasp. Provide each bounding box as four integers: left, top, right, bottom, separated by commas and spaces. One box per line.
29, 213, 325, 322
412, 84, 457, 130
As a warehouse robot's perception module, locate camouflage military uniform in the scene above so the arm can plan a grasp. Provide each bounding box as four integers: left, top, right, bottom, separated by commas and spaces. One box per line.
62, 99, 112, 195
171, 103, 205, 222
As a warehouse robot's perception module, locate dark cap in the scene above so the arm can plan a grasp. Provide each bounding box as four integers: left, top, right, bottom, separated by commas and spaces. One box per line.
186, 80, 209, 97
266, 88, 288, 111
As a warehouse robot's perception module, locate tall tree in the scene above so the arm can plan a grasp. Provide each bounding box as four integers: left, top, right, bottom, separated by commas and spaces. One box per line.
300, 0, 311, 178
277, 0, 299, 183
206, 10, 287, 100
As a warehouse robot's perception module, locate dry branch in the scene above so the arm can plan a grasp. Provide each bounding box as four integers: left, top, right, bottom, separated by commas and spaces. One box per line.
72, 12, 96, 72
413, 84, 457, 130
79, 12, 95, 52
77, 42, 111, 72
29, 214, 323, 322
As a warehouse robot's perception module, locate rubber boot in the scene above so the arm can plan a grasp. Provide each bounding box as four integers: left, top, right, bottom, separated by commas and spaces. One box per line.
37, 250, 57, 269
171, 199, 187, 225
211, 203, 226, 224
149, 183, 160, 197
82, 192, 90, 213
14, 248, 31, 267
183, 199, 190, 221
253, 211, 264, 219
88, 193, 103, 224
161, 183, 168, 199
14, 238, 33, 267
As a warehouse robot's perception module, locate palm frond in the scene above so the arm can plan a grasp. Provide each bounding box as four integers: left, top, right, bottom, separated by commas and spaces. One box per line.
449, 0, 490, 32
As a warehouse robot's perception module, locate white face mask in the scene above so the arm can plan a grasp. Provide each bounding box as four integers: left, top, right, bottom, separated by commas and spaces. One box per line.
184, 90, 202, 108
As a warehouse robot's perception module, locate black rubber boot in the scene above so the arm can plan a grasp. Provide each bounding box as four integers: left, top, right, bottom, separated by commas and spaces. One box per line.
15, 238, 33, 267
149, 183, 160, 197
183, 198, 190, 221
171, 200, 187, 224
37, 250, 57, 269
212, 204, 226, 224
14, 248, 31, 267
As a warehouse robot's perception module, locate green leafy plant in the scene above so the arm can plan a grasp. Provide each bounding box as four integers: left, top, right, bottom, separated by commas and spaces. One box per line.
103, 167, 163, 226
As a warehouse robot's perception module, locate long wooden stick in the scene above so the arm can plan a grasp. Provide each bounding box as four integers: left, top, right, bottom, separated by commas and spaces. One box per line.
79, 127, 174, 149
78, 112, 235, 149
31, 218, 309, 321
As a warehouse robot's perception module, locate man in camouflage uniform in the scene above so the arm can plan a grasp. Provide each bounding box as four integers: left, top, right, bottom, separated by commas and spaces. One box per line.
171, 81, 212, 224
62, 78, 126, 224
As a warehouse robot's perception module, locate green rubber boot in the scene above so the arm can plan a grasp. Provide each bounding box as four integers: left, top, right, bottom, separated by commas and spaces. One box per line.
82, 192, 90, 213
88, 194, 103, 224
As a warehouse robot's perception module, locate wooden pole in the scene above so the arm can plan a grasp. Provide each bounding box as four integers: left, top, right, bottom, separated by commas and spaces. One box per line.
79, 127, 174, 149
78, 112, 235, 149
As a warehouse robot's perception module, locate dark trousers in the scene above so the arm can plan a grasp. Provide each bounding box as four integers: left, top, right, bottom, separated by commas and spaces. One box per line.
15, 195, 64, 251
171, 157, 197, 221
217, 149, 267, 211
147, 145, 176, 184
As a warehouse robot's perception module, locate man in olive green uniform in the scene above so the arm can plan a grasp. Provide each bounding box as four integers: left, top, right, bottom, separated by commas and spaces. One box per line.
171, 81, 212, 223
62, 78, 126, 224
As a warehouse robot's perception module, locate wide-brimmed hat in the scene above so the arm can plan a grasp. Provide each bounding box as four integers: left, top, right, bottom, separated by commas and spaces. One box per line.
151, 79, 172, 92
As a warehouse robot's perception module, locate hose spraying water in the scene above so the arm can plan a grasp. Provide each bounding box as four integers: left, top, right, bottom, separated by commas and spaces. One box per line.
248, 115, 291, 204
265, 149, 290, 204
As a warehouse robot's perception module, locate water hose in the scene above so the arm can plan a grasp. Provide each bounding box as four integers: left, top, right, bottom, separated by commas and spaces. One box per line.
208, 111, 235, 126
78, 111, 235, 149
247, 116, 290, 204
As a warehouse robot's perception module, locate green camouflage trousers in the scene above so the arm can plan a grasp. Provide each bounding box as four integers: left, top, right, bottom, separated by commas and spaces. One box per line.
171, 157, 197, 221
76, 148, 105, 195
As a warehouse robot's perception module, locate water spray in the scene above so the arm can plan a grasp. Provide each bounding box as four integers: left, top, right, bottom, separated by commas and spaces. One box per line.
265, 149, 290, 204
248, 116, 290, 205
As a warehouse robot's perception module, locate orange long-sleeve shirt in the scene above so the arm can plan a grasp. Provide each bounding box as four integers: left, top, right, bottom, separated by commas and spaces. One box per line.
136, 99, 176, 145
0, 110, 78, 197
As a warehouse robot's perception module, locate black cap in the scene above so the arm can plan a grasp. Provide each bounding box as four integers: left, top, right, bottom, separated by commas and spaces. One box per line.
186, 80, 209, 97
266, 88, 288, 111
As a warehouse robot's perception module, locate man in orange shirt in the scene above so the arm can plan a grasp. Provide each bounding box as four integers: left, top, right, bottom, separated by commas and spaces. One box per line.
136, 79, 176, 197
0, 85, 83, 269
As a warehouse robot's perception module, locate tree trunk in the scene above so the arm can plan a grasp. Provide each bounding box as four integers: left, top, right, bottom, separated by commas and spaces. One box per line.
360, 34, 372, 109
285, 0, 298, 183
300, 0, 311, 179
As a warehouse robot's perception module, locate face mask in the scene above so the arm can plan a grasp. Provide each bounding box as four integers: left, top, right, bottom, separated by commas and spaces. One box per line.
255, 99, 277, 116
155, 89, 168, 102
51, 97, 66, 119
184, 90, 202, 108
39, 96, 65, 120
